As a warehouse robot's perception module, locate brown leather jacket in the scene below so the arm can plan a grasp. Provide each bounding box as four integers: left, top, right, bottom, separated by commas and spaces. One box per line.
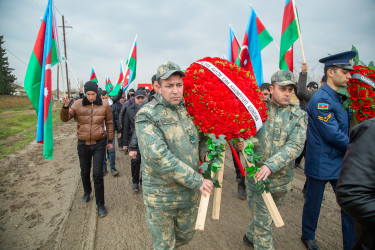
60, 96, 114, 145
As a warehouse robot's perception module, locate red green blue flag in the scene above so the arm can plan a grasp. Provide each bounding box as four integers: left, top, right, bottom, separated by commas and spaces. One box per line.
279, 0, 299, 72
24, 0, 59, 159
237, 7, 268, 86
122, 35, 137, 91
90, 67, 98, 83
109, 61, 124, 97
228, 25, 240, 63
105, 76, 113, 93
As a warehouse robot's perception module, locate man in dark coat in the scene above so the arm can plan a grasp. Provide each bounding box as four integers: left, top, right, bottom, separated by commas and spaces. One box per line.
337, 118, 375, 250
122, 89, 146, 191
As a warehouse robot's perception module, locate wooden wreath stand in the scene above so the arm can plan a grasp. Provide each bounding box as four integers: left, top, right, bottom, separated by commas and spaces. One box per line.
195, 146, 284, 231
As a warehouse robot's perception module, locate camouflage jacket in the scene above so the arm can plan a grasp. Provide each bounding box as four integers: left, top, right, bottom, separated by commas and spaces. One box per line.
249, 99, 307, 192
135, 93, 206, 209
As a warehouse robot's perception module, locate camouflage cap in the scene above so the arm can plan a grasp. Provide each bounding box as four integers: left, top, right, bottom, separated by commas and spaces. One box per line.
271, 70, 296, 86
156, 61, 186, 80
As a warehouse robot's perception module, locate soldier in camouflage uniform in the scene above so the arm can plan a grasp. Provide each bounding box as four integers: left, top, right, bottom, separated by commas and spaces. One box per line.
236, 70, 307, 250
135, 61, 213, 250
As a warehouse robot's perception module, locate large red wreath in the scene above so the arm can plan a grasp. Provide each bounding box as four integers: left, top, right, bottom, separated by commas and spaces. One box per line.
346, 65, 375, 122
183, 57, 268, 140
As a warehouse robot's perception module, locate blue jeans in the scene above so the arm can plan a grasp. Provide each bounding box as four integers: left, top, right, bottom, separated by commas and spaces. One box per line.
103, 132, 116, 173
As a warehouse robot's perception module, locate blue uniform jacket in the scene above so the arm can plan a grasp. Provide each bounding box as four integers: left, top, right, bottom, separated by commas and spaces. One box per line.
305, 83, 351, 180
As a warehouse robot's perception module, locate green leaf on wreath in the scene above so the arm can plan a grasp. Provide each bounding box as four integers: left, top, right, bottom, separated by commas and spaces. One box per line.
256, 182, 265, 195
207, 144, 216, 151
208, 152, 212, 160
342, 99, 351, 110
337, 86, 350, 97
211, 177, 221, 188
200, 162, 209, 172
240, 129, 245, 133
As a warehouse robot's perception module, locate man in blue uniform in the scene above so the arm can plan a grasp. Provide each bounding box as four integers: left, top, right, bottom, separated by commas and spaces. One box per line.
301, 51, 357, 250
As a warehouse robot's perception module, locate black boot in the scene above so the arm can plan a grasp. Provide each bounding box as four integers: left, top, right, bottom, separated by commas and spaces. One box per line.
82, 192, 90, 202
238, 177, 246, 200
97, 204, 108, 217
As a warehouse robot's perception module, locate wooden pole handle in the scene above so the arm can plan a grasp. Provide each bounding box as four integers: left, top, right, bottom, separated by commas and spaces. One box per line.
212, 145, 226, 220
242, 149, 284, 227
195, 191, 211, 231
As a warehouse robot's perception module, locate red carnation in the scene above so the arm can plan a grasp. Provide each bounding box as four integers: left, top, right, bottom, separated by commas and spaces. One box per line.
356, 112, 366, 122
183, 57, 268, 140
350, 100, 362, 111
363, 99, 372, 108
347, 84, 358, 93
362, 108, 372, 115
359, 89, 367, 100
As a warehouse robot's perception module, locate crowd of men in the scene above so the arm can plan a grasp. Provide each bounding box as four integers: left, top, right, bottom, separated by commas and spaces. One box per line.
60, 50, 374, 250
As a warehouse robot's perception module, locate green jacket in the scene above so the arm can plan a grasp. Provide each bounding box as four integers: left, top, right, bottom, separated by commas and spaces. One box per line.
249, 99, 307, 192
135, 93, 206, 209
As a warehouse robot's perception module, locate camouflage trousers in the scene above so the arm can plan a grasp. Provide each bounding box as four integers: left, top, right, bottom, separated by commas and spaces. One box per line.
246, 187, 287, 250
145, 205, 198, 250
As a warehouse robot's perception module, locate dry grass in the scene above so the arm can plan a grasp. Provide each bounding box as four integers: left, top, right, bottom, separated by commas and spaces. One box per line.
0, 96, 32, 108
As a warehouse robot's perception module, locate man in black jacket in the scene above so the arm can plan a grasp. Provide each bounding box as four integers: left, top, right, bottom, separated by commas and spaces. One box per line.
337, 118, 375, 250
122, 89, 146, 191
100, 89, 123, 176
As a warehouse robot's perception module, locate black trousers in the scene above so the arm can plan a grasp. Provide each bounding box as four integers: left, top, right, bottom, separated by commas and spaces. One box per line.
131, 150, 141, 184
77, 138, 106, 206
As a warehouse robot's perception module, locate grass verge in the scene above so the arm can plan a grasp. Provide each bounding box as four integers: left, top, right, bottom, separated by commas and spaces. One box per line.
0, 103, 62, 159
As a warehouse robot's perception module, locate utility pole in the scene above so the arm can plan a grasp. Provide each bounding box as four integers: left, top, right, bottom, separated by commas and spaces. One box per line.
57, 64, 59, 99
60, 15, 72, 98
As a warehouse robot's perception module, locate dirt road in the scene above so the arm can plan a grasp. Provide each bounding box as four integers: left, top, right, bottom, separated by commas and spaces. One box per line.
0, 121, 345, 249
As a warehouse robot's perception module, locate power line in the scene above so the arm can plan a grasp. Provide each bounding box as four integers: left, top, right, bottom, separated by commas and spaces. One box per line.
3, 46, 28, 66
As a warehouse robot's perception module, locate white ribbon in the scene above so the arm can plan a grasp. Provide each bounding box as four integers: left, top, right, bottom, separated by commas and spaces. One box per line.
196, 61, 263, 131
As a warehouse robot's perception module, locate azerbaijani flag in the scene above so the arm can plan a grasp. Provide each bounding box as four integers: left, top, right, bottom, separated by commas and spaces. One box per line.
122, 35, 137, 91
108, 61, 124, 97
105, 76, 113, 93
90, 67, 98, 83
279, 0, 299, 72
228, 25, 240, 63
117, 61, 124, 85
24, 0, 59, 159
236, 7, 266, 86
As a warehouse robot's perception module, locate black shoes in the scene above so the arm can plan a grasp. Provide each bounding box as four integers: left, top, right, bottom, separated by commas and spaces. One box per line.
301, 236, 320, 250
243, 234, 254, 247
97, 204, 108, 217
111, 169, 119, 176
238, 184, 247, 200
132, 183, 139, 192
82, 192, 90, 202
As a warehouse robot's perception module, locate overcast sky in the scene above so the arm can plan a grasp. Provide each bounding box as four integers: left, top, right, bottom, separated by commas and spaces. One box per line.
1, 0, 374, 92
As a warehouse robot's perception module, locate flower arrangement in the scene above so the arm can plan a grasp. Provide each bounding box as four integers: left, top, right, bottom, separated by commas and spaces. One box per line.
183, 57, 268, 140
184, 57, 269, 191
342, 65, 375, 122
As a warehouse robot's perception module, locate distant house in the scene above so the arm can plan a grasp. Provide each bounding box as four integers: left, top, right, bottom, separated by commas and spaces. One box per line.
11, 83, 26, 96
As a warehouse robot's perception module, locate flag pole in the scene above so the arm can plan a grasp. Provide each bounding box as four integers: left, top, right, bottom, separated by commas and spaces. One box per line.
248, 3, 280, 53
292, 0, 306, 63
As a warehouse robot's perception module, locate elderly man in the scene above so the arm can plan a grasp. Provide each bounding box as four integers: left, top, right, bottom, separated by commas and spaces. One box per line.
135, 61, 213, 249
236, 70, 307, 249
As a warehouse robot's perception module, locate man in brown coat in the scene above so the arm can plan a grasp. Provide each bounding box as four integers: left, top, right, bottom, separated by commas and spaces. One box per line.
61, 81, 113, 217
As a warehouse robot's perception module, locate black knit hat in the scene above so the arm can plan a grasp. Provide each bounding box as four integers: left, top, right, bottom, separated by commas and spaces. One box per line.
84, 81, 98, 93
